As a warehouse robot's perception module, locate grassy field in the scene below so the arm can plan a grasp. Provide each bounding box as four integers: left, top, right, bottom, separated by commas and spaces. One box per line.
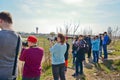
17, 38, 120, 80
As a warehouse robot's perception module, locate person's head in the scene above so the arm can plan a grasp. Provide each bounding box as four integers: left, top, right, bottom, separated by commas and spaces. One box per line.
0, 11, 12, 28
88, 35, 91, 38
27, 35, 38, 47
57, 33, 65, 44
78, 35, 84, 40
99, 34, 102, 36
104, 32, 107, 35
95, 36, 99, 39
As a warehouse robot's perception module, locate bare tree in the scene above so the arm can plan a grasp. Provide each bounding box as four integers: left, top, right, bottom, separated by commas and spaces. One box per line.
64, 23, 72, 36
111, 26, 120, 39
73, 24, 80, 36
56, 22, 80, 36
107, 27, 112, 38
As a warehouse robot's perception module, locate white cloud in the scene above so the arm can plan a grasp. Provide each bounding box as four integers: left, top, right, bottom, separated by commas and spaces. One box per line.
12, 0, 120, 34
20, 4, 32, 14
61, 0, 83, 4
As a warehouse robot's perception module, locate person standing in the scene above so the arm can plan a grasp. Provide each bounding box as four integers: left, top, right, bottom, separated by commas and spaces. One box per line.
0, 11, 22, 80
84, 35, 92, 59
19, 35, 44, 80
99, 34, 103, 58
103, 32, 109, 60
64, 37, 70, 71
50, 33, 67, 80
73, 35, 85, 77
72, 36, 78, 65
91, 36, 100, 63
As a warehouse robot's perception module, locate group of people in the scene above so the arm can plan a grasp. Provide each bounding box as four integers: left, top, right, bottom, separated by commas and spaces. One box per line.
72, 32, 110, 77
0, 11, 111, 80
0, 11, 70, 80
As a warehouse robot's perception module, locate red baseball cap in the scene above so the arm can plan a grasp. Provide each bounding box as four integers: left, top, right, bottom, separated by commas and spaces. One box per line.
27, 35, 38, 43
66, 36, 68, 40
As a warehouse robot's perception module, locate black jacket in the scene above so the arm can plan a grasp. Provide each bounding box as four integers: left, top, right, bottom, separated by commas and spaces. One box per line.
64, 42, 70, 60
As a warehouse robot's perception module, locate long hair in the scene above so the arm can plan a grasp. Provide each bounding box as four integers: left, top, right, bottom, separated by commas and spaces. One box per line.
57, 33, 65, 45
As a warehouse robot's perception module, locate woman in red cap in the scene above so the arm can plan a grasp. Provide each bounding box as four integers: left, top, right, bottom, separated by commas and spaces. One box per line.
19, 35, 44, 80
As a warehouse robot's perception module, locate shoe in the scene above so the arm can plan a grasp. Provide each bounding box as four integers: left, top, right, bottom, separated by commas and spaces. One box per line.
72, 73, 78, 77
103, 58, 108, 61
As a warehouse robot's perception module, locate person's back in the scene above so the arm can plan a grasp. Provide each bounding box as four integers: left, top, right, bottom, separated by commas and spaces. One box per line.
19, 35, 43, 80
91, 38, 100, 51
0, 30, 20, 79
50, 33, 67, 80
20, 47, 44, 78
0, 11, 22, 80
50, 43, 66, 64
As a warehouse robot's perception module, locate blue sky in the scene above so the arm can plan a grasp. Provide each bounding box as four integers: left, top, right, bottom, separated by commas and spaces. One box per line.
0, 0, 120, 34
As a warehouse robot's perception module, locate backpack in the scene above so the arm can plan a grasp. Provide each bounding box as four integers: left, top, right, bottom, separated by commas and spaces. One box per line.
82, 40, 89, 53
107, 36, 111, 45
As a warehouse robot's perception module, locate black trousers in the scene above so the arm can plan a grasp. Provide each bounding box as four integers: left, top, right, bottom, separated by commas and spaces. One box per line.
88, 47, 92, 58
52, 63, 66, 80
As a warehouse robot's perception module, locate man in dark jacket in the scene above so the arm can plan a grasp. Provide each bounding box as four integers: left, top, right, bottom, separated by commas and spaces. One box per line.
103, 32, 109, 60
84, 35, 92, 59
73, 35, 85, 77
99, 34, 103, 57
64, 37, 70, 71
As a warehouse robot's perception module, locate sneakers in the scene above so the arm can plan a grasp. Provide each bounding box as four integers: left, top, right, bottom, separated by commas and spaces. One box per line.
72, 73, 78, 77
72, 73, 84, 77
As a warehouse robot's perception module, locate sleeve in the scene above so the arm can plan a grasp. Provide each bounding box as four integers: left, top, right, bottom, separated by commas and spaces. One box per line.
91, 40, 96, 44
50, 43, 57, 54
19, 48, 27, 61
104, 36, 108, 44
41, 48, 44, 60
18, 35, 22, 54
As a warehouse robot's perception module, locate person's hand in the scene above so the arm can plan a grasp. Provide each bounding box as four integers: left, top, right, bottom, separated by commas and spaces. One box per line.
50, 41, 53, 47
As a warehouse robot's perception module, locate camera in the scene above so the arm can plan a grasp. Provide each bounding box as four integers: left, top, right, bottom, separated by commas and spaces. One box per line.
47, 37, 57, 42
22, 42, 28, 47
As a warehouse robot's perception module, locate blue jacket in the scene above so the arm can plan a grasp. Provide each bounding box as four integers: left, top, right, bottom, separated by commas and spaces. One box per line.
91, 38, 100, 51
103, 35, 109, 45
50, 43, 67, 65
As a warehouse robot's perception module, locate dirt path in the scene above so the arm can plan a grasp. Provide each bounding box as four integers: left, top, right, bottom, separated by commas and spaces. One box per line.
66, 68, 75, 80
65, 56, 120, 80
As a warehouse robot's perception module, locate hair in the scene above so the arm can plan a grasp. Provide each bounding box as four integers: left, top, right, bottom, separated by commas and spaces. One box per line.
96, 36, 99, 38
88, 35, 91, 37
104, 32, 107, 34
57, 33, 65, 44
78, 35, 84, 40
0, 11, 13, 24
93, 36, 96, 40
79, 35, 84, 38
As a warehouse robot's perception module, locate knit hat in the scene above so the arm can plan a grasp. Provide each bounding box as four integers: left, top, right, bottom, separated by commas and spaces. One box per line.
27, 35, 37, 43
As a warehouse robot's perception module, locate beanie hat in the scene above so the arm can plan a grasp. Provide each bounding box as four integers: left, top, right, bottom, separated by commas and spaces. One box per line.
27, 35, 37, 43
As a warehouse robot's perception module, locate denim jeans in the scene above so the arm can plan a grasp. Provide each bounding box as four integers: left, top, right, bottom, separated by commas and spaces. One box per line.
93, 51, 99, 63
75, 59, 83, 75
103, 44, 108, 59
52, 63, 66, 80
22, 76, 40, 80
